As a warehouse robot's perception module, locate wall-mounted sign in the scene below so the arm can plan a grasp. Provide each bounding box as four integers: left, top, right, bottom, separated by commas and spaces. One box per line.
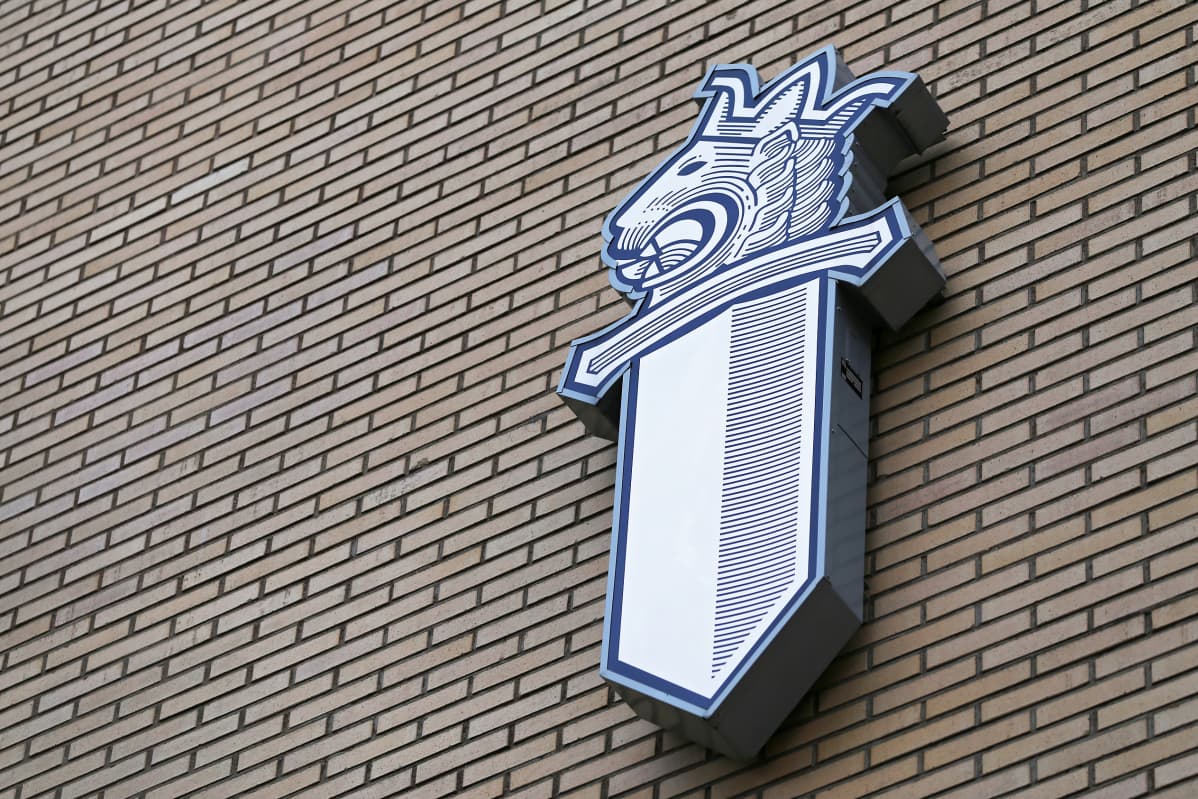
558, 46, 948, 759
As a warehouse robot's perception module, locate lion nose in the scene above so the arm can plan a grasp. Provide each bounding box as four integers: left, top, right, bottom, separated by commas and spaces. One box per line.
606, 244, 639, 261
609, 216, 661, 257
604, 222, 639, 260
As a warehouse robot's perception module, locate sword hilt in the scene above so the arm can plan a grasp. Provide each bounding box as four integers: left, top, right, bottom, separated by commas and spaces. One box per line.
559, 200, 909, 413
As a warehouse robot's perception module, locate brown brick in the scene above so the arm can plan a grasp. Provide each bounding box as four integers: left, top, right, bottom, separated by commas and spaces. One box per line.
926, 711, 1032, 770
980, 562, 1082, 622
1099, 670, 1198, 730
872, 514, 969, 572
1041, 616, 1149, 677
873, 559, 975, 618
1094, 722, 1198, 784
1037, 565, 1145, 623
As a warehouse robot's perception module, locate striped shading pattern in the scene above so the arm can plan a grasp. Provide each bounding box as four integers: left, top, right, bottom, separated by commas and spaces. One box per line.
711, 282, 814, 675
787, 137, 837, 239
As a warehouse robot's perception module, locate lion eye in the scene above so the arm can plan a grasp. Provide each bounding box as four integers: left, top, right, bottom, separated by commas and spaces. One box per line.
677, 160, 706, 175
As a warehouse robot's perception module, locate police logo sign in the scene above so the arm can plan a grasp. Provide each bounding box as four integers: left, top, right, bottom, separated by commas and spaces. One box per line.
558, 47, 948, 759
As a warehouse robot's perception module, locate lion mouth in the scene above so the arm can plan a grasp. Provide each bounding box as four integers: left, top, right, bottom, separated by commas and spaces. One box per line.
608, 201, 736, 294
615, 217, 708, 284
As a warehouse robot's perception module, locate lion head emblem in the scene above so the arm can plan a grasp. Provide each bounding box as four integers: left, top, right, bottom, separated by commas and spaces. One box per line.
602, 49, 909, 302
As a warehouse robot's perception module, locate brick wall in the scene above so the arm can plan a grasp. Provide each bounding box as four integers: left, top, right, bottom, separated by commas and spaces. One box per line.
1, 0, 1196, 797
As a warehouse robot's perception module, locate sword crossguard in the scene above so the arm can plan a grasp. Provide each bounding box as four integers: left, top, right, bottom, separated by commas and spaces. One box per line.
559, 199, 911, 408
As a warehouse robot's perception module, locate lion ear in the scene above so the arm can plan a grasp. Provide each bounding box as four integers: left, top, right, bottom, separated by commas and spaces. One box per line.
754, 67, 814, 133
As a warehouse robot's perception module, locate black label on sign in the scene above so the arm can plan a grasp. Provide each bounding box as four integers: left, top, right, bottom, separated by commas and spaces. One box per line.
841, 358, 863, 398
